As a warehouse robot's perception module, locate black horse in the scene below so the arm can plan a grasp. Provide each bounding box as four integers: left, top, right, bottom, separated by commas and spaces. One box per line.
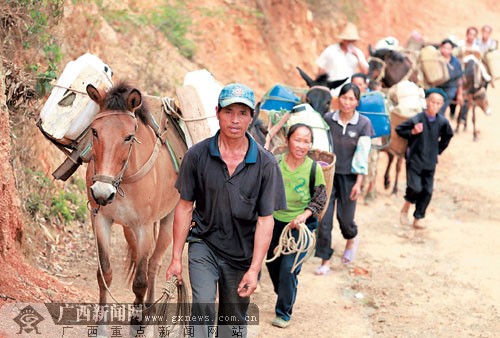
249, 68, 347, 149
296, 66, 348, 116
367, 47, 416, 88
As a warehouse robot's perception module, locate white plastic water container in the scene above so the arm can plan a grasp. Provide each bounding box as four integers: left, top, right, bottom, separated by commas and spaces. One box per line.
395, 80, 426, 115
183, 69, 222, 137
287, 103, 332, 152
39, 53, 113, 145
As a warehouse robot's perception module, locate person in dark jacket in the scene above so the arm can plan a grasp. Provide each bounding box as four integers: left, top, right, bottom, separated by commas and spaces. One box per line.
396, 88, 454, 229
437, 38, 463, 118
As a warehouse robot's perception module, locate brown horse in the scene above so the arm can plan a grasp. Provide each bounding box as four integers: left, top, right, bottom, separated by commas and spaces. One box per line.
86, 82, 179, 307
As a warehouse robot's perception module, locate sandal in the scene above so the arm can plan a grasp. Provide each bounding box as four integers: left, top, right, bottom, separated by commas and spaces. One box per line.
314, 265, 330, 276
342, 237, 359, 264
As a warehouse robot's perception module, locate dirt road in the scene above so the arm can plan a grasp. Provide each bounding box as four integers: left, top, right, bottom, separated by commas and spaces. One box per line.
2, 88, 499, 338
252, 86, 500, 337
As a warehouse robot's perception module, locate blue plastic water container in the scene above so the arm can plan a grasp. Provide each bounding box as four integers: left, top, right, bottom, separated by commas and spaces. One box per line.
357, 91, 390, 138
260, 84, 301, 112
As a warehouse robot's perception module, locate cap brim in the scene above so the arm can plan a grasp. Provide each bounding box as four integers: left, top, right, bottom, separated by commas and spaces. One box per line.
219, 97, 255, 110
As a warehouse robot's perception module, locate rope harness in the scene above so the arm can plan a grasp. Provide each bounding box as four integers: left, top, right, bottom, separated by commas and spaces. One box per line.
265, 222, 316, 273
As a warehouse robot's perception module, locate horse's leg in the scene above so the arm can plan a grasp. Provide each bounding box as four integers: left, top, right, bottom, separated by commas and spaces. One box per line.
472, 105, 478, 141
93, 214, 113, 305
146, 212, 174, 305
384, 150, 394, 190
132, 224, 154, 305
123, 227, 137, 286
392, 156, 403, 195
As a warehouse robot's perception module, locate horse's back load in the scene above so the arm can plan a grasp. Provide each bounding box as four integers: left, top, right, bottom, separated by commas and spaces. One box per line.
37, 53, 113, 180
386, 81, 424, 156
39, 53, 113, 146
388, 80, 426, 113
484, 49, 500, 80
419, 45, 450, 86
260, 84, 302, 112
357, 91, 390, 138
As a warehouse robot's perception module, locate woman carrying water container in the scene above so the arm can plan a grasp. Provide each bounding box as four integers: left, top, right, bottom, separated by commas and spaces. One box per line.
314, 83, 374, 275
266, 123, 327, 328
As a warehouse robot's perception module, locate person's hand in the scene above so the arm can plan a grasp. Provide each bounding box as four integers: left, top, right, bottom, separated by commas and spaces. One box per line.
411, 122, 424, 135
237, 270, 259, 298
165, 259, 183, 285
456, 93, 464, 106
350, 183, 362, 200
290, 214, 307, 229
348, 45, 360, 59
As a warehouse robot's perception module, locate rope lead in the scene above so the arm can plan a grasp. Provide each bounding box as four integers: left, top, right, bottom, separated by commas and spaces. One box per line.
265, 222, 316, 273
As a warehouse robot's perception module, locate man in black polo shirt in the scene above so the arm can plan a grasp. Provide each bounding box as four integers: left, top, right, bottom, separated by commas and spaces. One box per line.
166, 83, 287, 337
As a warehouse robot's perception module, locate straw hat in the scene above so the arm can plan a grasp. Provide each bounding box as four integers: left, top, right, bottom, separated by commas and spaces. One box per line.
337, 22, 360, 41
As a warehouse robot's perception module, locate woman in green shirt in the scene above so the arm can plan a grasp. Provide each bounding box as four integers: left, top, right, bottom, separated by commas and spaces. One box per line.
266, 123, 327, 328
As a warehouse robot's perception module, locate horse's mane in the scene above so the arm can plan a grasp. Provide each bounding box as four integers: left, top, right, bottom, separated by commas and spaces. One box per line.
104, 81, 150, 125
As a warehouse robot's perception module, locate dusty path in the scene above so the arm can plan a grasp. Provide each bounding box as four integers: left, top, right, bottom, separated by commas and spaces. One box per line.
3, 87, 499, 338
252, 85, 500, 337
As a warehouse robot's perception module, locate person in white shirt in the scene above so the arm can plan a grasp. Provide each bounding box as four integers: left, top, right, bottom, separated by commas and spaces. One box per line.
475, 25, 498, 54
316, 22, 369, 96
456, 26, 491, 83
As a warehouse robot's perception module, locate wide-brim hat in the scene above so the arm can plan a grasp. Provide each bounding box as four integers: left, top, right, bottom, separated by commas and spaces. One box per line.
338, 22, 360, 41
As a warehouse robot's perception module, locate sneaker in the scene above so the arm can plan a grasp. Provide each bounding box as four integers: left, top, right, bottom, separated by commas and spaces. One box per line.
272, 317, 290, 328
314, 265, 330, 276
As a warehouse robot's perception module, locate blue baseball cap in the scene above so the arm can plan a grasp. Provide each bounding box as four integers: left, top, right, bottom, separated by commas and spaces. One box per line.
218, 83, 255, 110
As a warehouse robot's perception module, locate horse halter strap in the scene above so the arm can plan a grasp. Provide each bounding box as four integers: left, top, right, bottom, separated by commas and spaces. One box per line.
309, 85, 332, 93
91, 111, 138, 190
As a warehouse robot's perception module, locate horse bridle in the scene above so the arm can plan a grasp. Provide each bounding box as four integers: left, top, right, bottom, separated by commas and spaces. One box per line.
368, 56, 387, 82
91, 110, 138, 191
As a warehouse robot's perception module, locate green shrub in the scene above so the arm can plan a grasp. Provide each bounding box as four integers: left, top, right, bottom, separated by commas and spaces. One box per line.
146, 1, 195, 59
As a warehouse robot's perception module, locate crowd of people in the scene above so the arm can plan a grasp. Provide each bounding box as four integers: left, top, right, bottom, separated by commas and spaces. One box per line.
163, 22, 496, 337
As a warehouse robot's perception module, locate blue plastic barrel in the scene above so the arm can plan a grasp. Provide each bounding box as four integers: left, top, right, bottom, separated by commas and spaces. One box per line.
260, 84, 301, 112
357, 91, 390, 138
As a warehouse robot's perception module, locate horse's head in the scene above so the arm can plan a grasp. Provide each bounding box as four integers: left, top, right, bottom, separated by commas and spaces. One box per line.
471, 87, 490, 114
86, 82, 144, 206
462, 59, 485, 94
368, 48, 411, 87
296, 66, 347, 115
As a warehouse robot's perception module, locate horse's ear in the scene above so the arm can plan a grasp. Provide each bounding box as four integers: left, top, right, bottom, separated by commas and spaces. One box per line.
127, 89, 142, 111
87, 84, 102, 103
327, 77, 348, 90
368, 44, 374, 56
297, 66, 315, 87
